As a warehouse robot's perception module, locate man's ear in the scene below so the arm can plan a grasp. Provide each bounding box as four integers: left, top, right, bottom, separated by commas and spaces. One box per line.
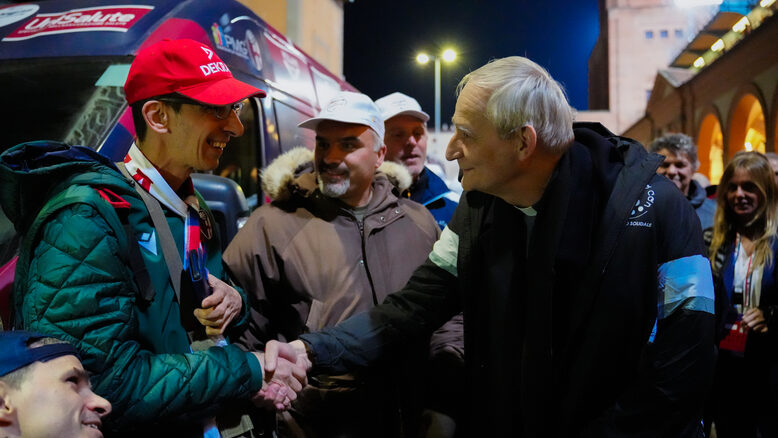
142, 100, 170, 135
374, 143, 387, 169
516, 125, 537, 161
0, 382, 17, 426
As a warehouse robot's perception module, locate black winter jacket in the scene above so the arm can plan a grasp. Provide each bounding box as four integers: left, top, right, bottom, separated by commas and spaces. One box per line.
301, 123, 716, 437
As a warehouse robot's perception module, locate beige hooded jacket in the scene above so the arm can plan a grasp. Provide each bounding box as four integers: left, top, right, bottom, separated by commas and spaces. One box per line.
223, 147, 441, 350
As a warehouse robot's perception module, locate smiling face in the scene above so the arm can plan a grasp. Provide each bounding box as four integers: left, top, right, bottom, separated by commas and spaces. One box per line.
384, 115, 428, 180
314, 120, 386, 207
166, 101, 245, 173
445, 82, 522, 197
10, 355, 111, 438
656, 149, 695, 196
726, 166, 763, 224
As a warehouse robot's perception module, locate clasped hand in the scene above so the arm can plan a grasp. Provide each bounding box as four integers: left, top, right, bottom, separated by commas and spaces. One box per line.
252, 340, 312, 410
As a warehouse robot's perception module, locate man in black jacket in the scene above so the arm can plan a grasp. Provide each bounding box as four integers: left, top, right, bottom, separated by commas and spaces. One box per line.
267, 56, 717, 437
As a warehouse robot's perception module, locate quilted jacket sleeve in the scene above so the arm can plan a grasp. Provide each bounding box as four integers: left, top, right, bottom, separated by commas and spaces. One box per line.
19, 201, 264, 427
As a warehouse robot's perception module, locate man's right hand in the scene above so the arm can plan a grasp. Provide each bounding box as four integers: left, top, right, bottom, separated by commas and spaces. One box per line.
251, 340, 312, 410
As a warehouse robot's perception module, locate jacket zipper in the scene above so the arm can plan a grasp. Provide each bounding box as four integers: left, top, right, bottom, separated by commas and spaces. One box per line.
357, 218, 379, 305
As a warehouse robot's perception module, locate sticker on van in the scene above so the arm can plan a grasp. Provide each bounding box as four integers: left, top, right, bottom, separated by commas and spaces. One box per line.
0, 5, 40, 28
2, 5, 153, 41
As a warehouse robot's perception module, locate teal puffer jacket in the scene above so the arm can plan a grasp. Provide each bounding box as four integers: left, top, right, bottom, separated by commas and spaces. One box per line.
0, 141, 263, 433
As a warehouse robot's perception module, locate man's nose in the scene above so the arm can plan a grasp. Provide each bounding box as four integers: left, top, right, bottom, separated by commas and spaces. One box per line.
224, 108, 245, 137
322, 147, 344, 165
87, 390, 112, 417
445, 136, 462, 161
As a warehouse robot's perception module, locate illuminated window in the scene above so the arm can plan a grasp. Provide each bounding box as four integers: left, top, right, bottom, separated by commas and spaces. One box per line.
645, 30, 654, 39
728, 94, 766, 159
698, 113, 724, 184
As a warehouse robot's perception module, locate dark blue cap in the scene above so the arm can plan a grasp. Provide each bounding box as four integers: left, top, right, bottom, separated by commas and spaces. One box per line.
0, 331, 79, 377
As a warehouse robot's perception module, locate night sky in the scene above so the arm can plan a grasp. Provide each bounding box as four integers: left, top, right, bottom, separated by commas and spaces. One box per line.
342, 0, 601, 128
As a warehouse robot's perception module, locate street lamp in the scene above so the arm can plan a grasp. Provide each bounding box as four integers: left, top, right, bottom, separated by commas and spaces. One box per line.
416, 48, 457, 132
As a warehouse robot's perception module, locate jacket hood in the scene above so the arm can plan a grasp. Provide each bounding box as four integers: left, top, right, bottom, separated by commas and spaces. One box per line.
572, 122, 662, 190
0, 141, 128, 233
686, 178, 707, 208
261, 146, 413, 201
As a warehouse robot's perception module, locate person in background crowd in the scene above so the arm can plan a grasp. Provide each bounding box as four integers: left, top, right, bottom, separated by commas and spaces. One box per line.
376, 92, 459, 229
705, 151, 778, 438
224, 91, 440, 437
0, 331, 112, 438
375, 91, 464, 437
650, 133, 716, 230
266, 56, 716, 437
0, 38, 304, 437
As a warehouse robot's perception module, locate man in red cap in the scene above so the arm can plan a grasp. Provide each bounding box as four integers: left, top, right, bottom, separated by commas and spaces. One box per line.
0, 39, 305, 437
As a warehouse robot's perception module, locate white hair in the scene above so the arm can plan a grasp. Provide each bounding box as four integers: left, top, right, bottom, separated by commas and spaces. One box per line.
457, 56, 575, 153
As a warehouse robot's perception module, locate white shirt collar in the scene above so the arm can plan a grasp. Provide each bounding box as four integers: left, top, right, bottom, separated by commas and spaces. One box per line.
123, 143, 189, 218
514, 205, 537, 217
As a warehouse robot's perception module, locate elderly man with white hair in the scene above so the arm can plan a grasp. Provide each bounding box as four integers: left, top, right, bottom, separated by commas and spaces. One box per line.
269, 56, 716, 437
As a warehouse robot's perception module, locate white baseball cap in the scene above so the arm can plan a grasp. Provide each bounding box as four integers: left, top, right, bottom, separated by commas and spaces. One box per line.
299, 91, 385, 138
375, 92, 430, 123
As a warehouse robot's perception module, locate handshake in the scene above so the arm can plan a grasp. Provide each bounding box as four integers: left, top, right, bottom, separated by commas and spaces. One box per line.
251, 340, 312, 410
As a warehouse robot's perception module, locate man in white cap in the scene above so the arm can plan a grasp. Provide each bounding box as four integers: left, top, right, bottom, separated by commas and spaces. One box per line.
376, 92, 459, 229
375, 92, 464, 436
224, 91, 441, 437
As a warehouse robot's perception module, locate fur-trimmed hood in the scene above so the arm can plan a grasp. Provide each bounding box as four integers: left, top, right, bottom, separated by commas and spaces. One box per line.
260, 147, 413, 201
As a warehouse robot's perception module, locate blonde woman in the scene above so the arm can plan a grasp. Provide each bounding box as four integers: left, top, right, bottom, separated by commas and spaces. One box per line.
706, 151, 778, 437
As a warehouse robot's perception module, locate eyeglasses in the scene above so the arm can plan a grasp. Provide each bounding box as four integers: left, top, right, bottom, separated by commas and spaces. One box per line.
158, 97, 244, 120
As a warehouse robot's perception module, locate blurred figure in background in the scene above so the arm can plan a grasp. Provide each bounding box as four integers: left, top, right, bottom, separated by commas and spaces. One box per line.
650, 133, 716, 230
706, 151, 778, 437
376, 92, 464, 436
376, 92, 459, 229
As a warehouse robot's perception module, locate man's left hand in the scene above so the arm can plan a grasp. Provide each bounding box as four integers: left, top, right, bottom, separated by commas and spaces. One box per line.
193, 274, 242, 335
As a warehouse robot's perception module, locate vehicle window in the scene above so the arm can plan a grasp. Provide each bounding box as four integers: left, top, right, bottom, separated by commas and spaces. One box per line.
0, 58, 127, 154
212, 97, 262, 208
273, 100, 315, 152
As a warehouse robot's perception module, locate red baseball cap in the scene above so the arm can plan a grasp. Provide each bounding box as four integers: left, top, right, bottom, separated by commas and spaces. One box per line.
124, 38, 265, 105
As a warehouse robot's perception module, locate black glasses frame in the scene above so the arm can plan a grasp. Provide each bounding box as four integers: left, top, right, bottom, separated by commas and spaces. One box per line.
158, 96, 244, 120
